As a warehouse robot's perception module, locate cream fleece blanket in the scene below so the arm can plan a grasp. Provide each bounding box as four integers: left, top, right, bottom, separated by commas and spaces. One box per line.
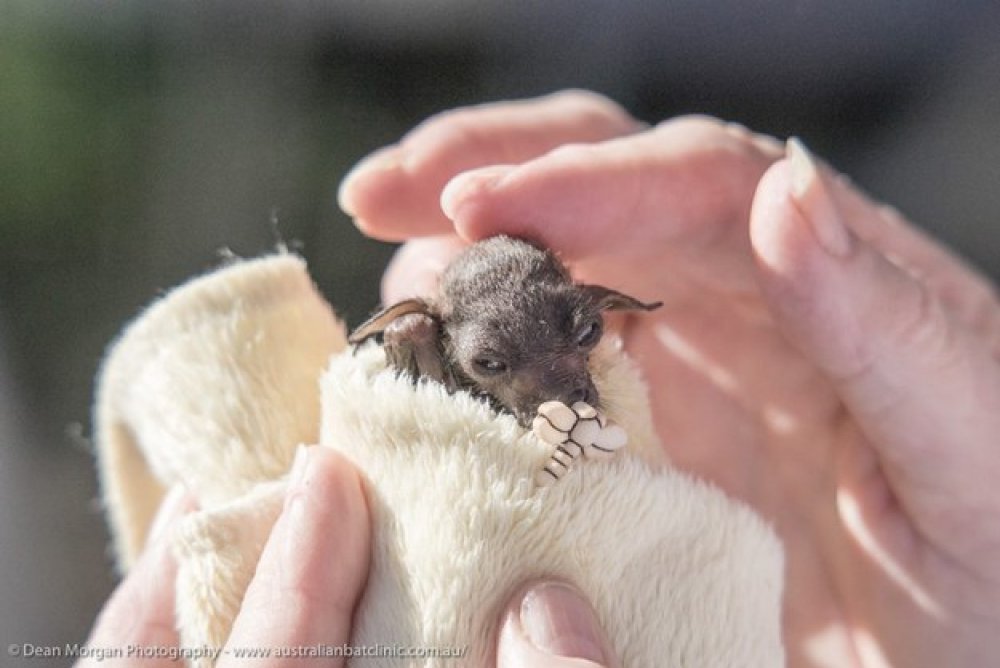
94, 254, 785, 667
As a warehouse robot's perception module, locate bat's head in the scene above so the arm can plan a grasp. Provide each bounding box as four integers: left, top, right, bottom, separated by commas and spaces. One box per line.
441, 236, 660, 427
348, 236, 661, 428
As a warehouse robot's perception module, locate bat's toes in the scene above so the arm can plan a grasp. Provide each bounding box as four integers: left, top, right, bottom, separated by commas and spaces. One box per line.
532, 414, 567, 445
532, 399, 628, 488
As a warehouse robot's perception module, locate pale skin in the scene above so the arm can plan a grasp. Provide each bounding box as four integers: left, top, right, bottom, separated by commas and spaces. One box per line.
83, 91, 999, 667
338, 90, 1000, 666
80, 450, 610, 668
78, 447, 372, 668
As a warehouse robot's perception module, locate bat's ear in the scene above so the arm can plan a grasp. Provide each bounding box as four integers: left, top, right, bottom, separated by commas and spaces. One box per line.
580, 285, 662, 312
348, 298, 435, 344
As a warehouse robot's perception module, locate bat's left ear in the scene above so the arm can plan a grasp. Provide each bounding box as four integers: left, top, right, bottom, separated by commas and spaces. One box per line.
348, 298, 435, 344
580, 285, 662, 312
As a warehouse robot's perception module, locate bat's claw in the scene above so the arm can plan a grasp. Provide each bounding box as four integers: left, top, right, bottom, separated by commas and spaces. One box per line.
585, 423, 627, 460
531, 400, 628, 486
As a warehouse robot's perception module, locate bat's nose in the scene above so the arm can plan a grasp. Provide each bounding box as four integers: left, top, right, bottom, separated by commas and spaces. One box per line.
566, 385, 595, 406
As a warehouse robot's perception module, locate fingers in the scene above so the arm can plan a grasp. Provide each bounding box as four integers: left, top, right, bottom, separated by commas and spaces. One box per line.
349, 88, 997, 327
750, 140, 1000, 567
496, 581, 618, 668
802, 144, 1000, 342
381, 234, 467, 303
440, 116, 782, 260
338, 90, 643, 241
856, 213, 1000, 346
219, 447, 371, 668
77, 487, 195, 668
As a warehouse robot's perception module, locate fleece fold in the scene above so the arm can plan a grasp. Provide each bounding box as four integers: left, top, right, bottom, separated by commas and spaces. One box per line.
94, 254, 784, 667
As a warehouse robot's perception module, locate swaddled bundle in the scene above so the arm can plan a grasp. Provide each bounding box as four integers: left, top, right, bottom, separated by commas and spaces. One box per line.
94, 252, 785, 667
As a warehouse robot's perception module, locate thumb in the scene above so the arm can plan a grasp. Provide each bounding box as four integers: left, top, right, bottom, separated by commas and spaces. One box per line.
497, 581, 618, 668
750, 139, 1000, 564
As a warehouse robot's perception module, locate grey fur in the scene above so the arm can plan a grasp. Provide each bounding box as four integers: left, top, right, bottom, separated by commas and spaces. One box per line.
350, 236, 661, 427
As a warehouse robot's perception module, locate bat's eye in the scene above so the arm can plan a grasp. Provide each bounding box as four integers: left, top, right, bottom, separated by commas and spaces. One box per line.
575, 320, 602, 348
474, 357, 508, 374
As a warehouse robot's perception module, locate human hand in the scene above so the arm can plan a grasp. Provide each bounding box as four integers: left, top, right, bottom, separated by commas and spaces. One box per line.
338, 90, 1000, 667
77, 446, 370, 667
496, 581, 618, 668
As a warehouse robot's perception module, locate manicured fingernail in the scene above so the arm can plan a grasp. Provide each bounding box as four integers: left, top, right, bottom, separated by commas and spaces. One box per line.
337, 147, 403, 216
786, 138, 853, 257
440, 165, 513, 221
520, 582, 610, 662
149, 486, 194, 543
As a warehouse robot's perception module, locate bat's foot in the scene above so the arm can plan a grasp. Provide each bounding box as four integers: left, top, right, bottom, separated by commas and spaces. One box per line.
531, 400, 627, 487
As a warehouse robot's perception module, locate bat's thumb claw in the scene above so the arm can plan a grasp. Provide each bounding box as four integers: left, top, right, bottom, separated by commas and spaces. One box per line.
585, 422, 628, 460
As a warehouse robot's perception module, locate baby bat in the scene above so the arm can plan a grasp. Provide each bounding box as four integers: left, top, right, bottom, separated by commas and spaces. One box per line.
348, 235, 661, 427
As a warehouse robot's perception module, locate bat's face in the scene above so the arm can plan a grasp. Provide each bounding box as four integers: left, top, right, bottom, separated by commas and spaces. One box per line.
447, 291, 605, 427
348, 235, 660, 429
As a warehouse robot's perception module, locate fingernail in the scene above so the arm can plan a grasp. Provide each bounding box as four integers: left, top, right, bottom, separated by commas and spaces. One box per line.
520, 582, 610, 662
440, 165, 512, 221
149, 486, 194, 544
337, 147, 403, 216
289, 444, 310, 488
282, 447, 316, 559
786, 138, 853, 257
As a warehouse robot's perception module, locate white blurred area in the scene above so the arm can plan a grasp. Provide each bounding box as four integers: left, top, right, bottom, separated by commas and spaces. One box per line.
1, 0, 997, 660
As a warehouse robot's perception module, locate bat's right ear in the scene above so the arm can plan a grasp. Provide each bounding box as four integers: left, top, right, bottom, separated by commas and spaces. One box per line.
580, 285, 663, 312
348, 299, 435, 344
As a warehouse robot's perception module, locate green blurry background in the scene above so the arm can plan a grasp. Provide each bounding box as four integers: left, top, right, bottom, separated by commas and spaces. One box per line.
1, 1, 998, 655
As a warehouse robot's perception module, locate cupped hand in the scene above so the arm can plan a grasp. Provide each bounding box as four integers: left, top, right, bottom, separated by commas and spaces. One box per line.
339, 90, 1000, 667
77, 446, 371, 668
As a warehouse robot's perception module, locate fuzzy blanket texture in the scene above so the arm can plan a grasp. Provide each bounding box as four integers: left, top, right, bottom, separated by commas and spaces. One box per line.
93, 254, 785, 667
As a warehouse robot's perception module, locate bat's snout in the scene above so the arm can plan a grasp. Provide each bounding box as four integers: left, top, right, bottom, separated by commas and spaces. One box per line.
564, 384, 596, 407
553, 372, 598, 410
516, 381, 599, 428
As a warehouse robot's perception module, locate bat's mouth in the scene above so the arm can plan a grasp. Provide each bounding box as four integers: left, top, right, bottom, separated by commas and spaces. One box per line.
475, 383, 602, 429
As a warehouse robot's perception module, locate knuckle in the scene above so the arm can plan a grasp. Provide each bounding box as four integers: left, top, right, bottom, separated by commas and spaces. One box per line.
654, 114, 779, 164
405, 107, 488, 154
656, 113, 725, 132
551, 88, 638, 132
551, 88, 615, 108
968, 283, 1000, 344
891, 280, 955, 359
831, 281, 954, 385
402, 91, 642, 167
543, 141, 601, 163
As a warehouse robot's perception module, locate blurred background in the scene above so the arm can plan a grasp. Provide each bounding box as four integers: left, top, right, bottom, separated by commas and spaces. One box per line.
1, 0, 998, 657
